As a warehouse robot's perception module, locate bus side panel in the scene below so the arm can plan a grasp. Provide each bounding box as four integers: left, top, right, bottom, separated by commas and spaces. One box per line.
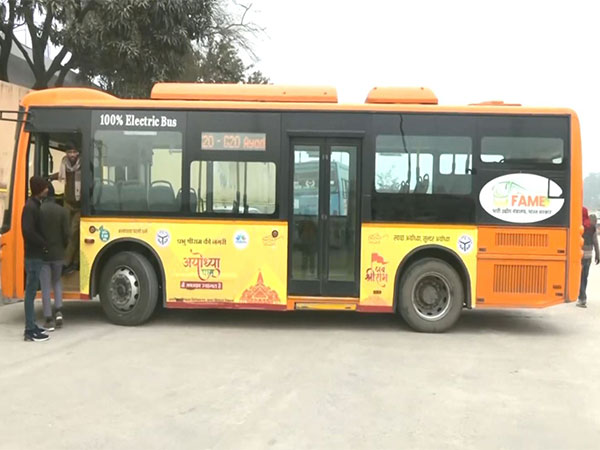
81, 218, 288, 309
360, 224, 478, 309
3, 129, 31, 300
0, 231, 16, 298
476, 226, 567, 307
568, 113, 583, 302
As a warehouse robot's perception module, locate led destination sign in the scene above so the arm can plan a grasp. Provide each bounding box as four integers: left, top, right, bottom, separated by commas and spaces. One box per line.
201, 132, 266, 151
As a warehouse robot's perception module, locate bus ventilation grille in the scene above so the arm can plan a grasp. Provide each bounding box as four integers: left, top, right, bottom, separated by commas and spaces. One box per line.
495, 232, 548, 248
493, 264, 548, 294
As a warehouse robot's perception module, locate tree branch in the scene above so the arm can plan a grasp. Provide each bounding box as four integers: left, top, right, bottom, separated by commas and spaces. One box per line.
22, 3, 38, 46
55, 54, 76, 86
40, 3, 54, 46
11, 33, 35, 72
46, 45, 69, 78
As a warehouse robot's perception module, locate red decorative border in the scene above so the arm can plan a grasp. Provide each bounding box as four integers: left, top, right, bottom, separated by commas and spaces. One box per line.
167, 301, 287, 311
356, 305, 394, 313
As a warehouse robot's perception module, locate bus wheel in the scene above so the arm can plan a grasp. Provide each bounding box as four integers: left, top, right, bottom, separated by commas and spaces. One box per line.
99, 251, 159, 326
398, 258, 464, 333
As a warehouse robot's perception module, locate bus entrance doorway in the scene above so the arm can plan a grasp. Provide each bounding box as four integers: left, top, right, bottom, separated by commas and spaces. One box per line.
29, 132, 82, 296
289, 138, 361, 299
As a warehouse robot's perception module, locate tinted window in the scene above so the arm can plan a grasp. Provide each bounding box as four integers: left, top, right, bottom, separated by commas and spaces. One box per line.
481, 136, 564, 164
92, 130, 183, 212
375, 135, 471, 195
190, 161, 276, 215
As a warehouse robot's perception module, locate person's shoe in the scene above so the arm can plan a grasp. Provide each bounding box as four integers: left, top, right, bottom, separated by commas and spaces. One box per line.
55, 311, 63, 329
34, 324, 48, 333
24, 329, 50, 342
43, 318, 56, 332
576, 301, 587, 308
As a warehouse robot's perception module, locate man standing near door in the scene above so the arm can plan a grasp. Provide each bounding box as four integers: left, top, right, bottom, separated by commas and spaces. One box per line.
51, 142, 81, 274
22, 176, 50, 342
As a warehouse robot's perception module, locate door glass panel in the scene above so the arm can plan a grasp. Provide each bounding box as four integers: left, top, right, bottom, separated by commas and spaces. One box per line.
292, 146, 320, 280
328, 146, 357, 281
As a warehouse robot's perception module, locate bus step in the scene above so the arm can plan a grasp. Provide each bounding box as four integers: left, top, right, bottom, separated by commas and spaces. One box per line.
295, 302, 357, 311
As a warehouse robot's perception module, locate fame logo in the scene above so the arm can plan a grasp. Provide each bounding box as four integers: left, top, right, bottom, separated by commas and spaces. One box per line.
365, 252, 389, 287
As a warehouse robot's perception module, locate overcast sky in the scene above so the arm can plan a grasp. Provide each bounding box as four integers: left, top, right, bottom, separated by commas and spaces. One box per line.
247, 0, 598, 175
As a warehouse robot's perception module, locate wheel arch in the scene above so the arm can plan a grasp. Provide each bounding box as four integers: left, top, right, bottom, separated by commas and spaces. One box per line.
90, 238, 166, 306
392, 245, 472, 312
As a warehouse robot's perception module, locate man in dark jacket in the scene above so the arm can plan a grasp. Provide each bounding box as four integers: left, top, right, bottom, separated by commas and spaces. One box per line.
40, 183, 70, 330
22, 176, 50, 341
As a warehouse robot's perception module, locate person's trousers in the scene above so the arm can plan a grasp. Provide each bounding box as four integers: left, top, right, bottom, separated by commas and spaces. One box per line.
65, 202, 80, 267
24, 258, 43, 331
41, 260, 63, 318
579, 258, 592, 302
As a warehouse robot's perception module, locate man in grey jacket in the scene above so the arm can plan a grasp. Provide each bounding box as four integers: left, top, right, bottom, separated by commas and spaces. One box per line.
40, 182, 70, 330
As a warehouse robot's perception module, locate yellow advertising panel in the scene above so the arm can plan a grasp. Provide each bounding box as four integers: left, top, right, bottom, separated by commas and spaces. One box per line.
80, 219, 288, 308
360, 224, 478, 308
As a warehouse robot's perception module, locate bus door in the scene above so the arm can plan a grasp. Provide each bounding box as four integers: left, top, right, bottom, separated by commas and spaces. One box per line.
289, 138, 360, 298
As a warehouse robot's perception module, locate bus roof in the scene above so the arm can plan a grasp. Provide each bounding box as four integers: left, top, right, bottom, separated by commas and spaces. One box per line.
20, 84, 577, 117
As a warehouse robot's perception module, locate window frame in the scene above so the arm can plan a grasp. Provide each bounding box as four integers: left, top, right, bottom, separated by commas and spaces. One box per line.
476, 114, 569, 169
188, 159, 278, 216
183, 110, 282, 219
89, 109, 187, 217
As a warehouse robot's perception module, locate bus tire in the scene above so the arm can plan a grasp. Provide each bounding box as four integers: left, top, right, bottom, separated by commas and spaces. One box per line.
99, 251, 159, 326
398, 258, 463, 333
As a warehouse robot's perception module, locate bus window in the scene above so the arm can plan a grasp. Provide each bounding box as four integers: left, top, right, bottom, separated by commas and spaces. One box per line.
438, 152, 473, 194
92, 130, 182, 212
376, 135, 471, 195
330, 151, 351, 216
293, 147, 320, 215
439, 153, 472, 175
481, 136, 564, 165
190, 160, 276, 215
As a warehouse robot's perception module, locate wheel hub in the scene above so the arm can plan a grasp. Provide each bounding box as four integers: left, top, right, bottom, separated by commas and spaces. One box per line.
412, 272, 451, 321
109, 267, 140, 311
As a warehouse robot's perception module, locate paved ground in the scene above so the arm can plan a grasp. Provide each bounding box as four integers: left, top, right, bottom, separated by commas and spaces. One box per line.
1, 272, 599, 449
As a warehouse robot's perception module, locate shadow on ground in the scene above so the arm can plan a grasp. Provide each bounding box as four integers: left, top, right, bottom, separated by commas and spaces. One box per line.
2, 301, 568, 336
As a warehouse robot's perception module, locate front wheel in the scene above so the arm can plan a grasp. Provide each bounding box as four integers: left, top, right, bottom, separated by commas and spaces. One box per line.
398, 258, 464, 333
99, 251, 159, 326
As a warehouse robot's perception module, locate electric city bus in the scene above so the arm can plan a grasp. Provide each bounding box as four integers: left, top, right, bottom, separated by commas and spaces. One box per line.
0, 84, 583, 332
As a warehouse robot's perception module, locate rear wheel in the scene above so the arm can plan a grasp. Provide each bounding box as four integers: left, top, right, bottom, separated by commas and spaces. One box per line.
99, 251, 158, 326
398, 258, 464, 333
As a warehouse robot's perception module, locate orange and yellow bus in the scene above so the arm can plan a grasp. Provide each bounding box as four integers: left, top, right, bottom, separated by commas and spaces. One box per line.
0, 84, 583, 332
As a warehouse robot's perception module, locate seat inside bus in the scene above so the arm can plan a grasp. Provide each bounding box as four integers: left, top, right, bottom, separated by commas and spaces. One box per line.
93, 181, 120, 210
148, 183, 177, 211
120, 183, 148, 211
176, 189, 198, 212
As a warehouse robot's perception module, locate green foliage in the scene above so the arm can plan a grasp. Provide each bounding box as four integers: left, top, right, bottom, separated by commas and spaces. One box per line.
69, 0, 217, 97
2, 0, 268, 94
70, 0, 268, 97
180, 38, 269, 85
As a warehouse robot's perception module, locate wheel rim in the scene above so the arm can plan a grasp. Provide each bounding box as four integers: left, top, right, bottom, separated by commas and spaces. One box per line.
411, 271, 452, 321
108, 266, 140, 312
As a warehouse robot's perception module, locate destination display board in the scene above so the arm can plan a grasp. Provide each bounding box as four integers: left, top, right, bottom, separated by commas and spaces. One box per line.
201, 132, 266, 151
